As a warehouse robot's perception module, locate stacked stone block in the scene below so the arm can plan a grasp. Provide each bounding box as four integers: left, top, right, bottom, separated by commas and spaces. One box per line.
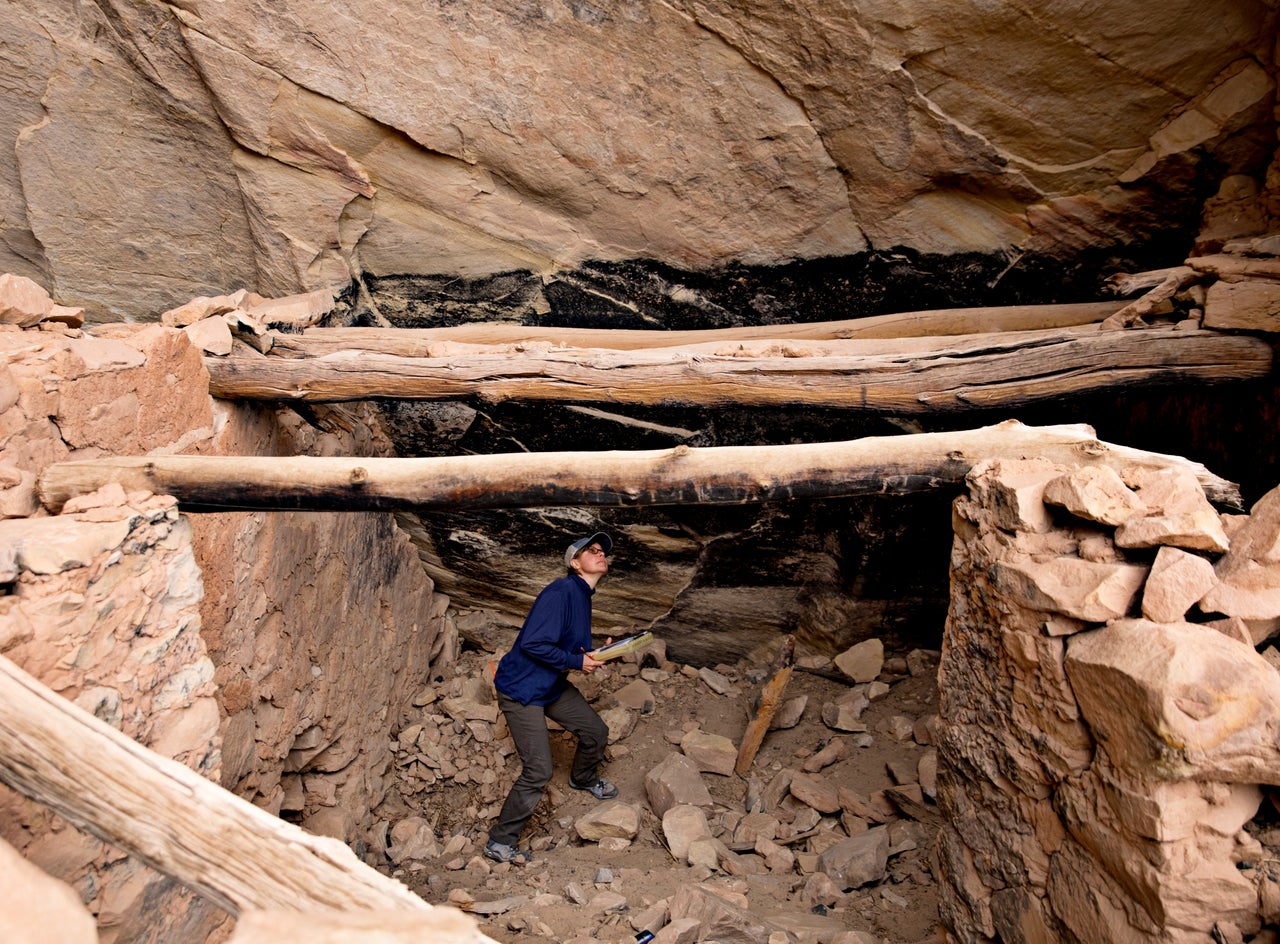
938, 456, 1280, 944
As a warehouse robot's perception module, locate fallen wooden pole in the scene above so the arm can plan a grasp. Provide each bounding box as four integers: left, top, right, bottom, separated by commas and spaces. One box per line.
735, 636, 796, 775
1101, 267, 1197, 329
0, 655, 436, 918
204, 325, 1272, 409
38, 421, 1241, 513
268, 300, 1124, 356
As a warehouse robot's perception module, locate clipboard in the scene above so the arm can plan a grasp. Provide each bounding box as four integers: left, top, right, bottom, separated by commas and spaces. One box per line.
591, 631, 655, 662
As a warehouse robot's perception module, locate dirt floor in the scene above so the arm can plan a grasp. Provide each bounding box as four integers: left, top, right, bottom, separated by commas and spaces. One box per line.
374, 636, 944, 944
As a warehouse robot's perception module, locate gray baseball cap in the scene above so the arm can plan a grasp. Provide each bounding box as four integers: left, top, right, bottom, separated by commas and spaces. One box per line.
565, 531, 612, 567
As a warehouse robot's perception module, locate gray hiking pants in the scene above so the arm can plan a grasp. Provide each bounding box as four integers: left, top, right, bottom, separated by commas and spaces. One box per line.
489, 684, 609, 846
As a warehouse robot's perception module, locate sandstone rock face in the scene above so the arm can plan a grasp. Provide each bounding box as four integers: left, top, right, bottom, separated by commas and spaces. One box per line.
0, 1, 1272, 321
938, 456, 1280, 944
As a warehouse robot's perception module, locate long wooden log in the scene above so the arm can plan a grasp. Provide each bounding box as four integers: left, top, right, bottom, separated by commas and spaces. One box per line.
268, 301, 1124, 356
37, 421, 1242, 513
0, 655, 436, 918
204, 325, 1272, 409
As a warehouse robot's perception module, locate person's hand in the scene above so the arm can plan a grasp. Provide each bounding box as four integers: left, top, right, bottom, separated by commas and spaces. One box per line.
581, 638, 613, 674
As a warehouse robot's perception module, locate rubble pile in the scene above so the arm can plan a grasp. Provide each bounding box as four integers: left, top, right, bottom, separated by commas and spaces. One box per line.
371, 635, 946, 944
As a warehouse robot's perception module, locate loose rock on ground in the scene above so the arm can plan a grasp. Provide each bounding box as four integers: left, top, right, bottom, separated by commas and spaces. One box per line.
371, 633, 944, 944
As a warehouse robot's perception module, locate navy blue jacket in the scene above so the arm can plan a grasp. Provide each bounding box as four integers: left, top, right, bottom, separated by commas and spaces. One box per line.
494, 574, 594, 706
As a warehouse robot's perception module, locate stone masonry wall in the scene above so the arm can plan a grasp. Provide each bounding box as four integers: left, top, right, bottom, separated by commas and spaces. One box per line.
0, 281, 451, 942
184, 379, 456, 837
937, 456, 1280, 944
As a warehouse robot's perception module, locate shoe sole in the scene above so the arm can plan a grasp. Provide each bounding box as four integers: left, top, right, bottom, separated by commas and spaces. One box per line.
484, 846, 530, 864
570, 782, 618, 800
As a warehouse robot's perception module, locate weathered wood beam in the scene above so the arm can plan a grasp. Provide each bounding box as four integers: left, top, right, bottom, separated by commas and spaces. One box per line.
204, 325, 1272, 410
1101, 267, 1197, 329
268, 301, 1124, 356
735, 636, 796, 775
1187, 254, 1280, 281
38, 421, 1242, 513
1103, 266, 1195, 297
0, 655, 438, 919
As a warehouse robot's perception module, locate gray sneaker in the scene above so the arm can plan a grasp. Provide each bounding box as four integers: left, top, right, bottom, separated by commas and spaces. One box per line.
570, 777, 619, 800
484, 839, 532, 864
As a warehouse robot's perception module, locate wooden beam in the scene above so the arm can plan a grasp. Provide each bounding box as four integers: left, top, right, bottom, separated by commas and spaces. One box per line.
268, 301, 1124, 356
204, 325, 1272, 409
0, 655, 437, 918
1187, 254, 1280, 281
1103, 267, 1196, 297
1100, 267, 1197, 329
37, 421, 1242, 514
735, 636, 796, 775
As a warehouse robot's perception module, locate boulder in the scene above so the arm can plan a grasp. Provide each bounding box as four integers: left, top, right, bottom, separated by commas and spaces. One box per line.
227, 909, 480, 944
668, 883, 788, 943
661, 804, 712, 862
0, 516, 134, 576
652, 917, 701, 944
686, 838, 719, 872
821, 687, 870, 731
802, 737, 847, 773
1141, 546, 1217, 623
993, 557, 1147, 623
160, 290, 257, 327
967, 458, 1063, 534
611, 678, 657, 712
816, 826, 890, 890
1115, 511, 1231, 554
1043, 465, 1147, 526
575, 801, 640, 841
644, 753, 714, 816
801, 872, 847, 909
1116, 468, 1230, 553
599, 706, 638, 742
789, 770, 842, 814
679, 730, 737, 777
768, 694, 807, 730
247, 287, 337, 329
1201, 484, 1280, 621
1204, 278, 1280, 333
732, 812, 780, 844
0, 273, 54, 327
1065, 619, 1280, 781
182, 316, 234, 356
754, 835, 795, 873
834, 638, 884, 683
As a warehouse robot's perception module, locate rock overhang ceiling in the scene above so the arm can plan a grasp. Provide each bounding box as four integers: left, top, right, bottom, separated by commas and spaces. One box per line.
0, 0, 1273, 322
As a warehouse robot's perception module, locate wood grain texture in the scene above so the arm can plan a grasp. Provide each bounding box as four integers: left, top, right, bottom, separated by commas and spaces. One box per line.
0, 655, 434, 918
38, 421, 1241, 513
735, 636, 796, 775
205, 326, 1272, 409
268, 301, 1124, 356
